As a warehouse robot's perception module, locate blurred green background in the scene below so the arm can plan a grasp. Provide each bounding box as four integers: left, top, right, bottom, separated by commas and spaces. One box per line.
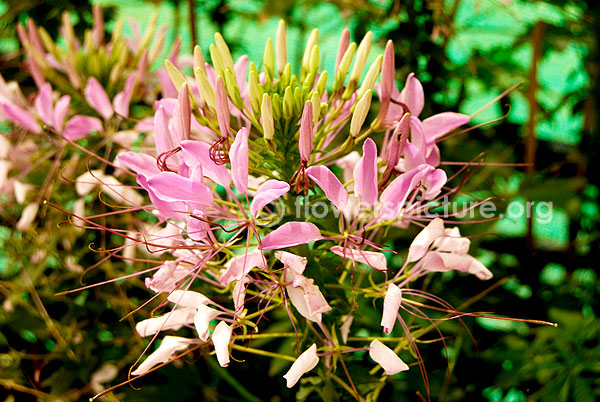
1, 0, 598, 401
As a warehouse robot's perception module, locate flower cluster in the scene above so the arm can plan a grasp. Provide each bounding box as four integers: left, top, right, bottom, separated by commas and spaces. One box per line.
1, 14, 534, 400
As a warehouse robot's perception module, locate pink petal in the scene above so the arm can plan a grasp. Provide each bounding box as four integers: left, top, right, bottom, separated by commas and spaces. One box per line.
381, 283, 402, 334
421, 112, 470, 141
137, 174, 188, 221
306, 165, 348, 211
116, 151, 160, 177
330, 246, 387, 271
85, 77, 113, 119
275, 251, 308, 275
53, 95, 70, 130
131, 336, 192, 376
378, 167, 424, 221
260, 222, 323, 250
433, 227, 470, 255
398, 73, 424, 117
407, 218, 445, 263
212, 321, 232, 367
234, 55, 249, 90
403, 142, 426, 172
113, 75, 136, 118
34, 83, 53, 126
215, 76, 230, 138
230, 127, 249, 195
167, 289, 210, 308
219, 250, 267, 285
291, 275, 332, 316
299, 101, 313, 162
369, 339, 409, 375
283, 344, 319, 388
135, 308, 196, 337
2, 103, 41, 133
353, 138, 378, 207
406, 218, 444, 262
63, 115, 103, 140
250, 179, 290, 216
147, 171, 213, 208
154, 106, 175, 156
173, 83, 191, 142
421, 251, 493, 280
158, 69, 177, 98
187, 210, 210, 241
421, 168, 446, 199
180, 140, 231, 187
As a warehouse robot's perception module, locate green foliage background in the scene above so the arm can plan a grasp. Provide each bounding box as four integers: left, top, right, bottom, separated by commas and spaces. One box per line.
0, 0, 598, 401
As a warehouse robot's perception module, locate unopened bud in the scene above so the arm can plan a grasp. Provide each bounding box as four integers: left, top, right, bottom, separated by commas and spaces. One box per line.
261, 93, 274, 141
310, 91, 321, 124
263, 38, 274, 79
316, 71, 328, 97
333, 42, 357, 92
309, 45, 320, 77
209, 44, 225, 76
350, 92, 372, 137
282, 86, 293, 120
335, 28, 350, 73
276, 19, 287, 76
214, 32, 234, 72
301, 29, 319, 78
349, 31, 372, 84
194, 66, 215, 109
357, 55, 383, 99
164, 60, 186, 94
249, 70, 262, 116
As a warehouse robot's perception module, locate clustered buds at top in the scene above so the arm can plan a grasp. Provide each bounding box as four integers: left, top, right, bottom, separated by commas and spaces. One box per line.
0, 15, 516, 399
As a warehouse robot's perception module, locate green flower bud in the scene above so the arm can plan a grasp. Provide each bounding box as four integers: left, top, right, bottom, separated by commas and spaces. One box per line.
276, 19, 287, 76
350, 91, 372, 137
261, 93, 274, 141
357, 55, 383, 99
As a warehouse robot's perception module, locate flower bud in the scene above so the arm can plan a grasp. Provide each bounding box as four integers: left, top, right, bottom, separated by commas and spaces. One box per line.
209, 44, 225, 77
263, 38, 275, 80
299, 101, 313, 162
266, 94, 278, 121
214, 32, 234, 72
164, 60, 186, 94
335, 28, 350, 73
194, 65, 215, 109
282, 86, 293, 120
333, 42, 356, 92
310, 91, 321, 124
349, 31, 372, 85
350, 92, 372, 137
316, 71, 328, 97
357, 55, 383, 99
309, 45, 320, 78
248, 70, 262, 116
215, 76, 230, 138
261, 93, 274, 141
301, 28, 319, 79
276, 19, 287, 76
224, 68, 244, 109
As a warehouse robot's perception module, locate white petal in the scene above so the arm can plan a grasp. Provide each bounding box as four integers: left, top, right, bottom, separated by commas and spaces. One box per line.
283, 344, 319, 388
135, 308, 196, 337
131, 336, 192, 376
407, 218, 445, 263
194, 304, 221, 340
212, 321, 232, 367
167, 289, 211, 308
369, 339, 409, 375
380, 283, 402, 334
